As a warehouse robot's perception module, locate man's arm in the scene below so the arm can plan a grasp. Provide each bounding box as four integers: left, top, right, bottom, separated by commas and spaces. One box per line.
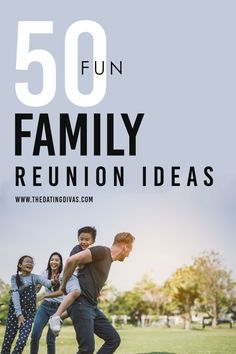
69, 244, 81, 256
60, 249, 92, 293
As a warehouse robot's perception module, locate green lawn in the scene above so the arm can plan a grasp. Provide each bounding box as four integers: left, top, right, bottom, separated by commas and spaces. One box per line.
1, 325, 236, 353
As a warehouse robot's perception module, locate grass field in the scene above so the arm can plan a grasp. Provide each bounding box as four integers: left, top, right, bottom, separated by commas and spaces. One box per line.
0, 325, 236, 354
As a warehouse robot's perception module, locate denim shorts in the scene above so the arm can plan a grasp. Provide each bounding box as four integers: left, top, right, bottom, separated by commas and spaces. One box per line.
65, 274, 81, 294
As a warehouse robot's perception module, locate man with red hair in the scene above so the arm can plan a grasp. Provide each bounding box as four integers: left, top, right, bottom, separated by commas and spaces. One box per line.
61, 232, 135, 354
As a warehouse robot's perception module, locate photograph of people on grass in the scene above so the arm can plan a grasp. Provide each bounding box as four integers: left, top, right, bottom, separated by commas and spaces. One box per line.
0, 226, 236, 354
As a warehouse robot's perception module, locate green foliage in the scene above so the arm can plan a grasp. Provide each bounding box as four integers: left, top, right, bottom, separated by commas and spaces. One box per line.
193, 250, 236, 327
0, 279, 10, 324
164, 265, 200, 329
99, 276, 160, 324
164, 266, 200, 308
98, 256, 236, 329
109, 290, 147, 323
98, 282, 119, 318
109, 276, 159, 324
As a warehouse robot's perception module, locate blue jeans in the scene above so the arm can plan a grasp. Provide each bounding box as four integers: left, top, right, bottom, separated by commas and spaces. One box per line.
68, 296, 120, 354
30, 300, 60, 354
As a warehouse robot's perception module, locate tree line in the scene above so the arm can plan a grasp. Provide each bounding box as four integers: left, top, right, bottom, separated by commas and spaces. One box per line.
0, 250, 235, 330
98, 250, 236, 329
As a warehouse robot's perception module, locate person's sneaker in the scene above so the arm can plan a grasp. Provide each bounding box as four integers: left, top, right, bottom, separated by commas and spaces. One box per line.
49, 316, 63, 336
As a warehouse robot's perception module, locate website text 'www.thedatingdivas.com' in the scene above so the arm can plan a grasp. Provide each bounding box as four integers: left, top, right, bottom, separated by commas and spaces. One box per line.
15, 196, 94, 204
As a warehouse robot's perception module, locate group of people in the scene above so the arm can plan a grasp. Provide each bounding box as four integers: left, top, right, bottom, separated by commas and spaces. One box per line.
1, 226, 135, 354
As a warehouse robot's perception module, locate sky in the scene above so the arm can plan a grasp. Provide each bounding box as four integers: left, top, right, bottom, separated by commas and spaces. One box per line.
1, 0, 236, 292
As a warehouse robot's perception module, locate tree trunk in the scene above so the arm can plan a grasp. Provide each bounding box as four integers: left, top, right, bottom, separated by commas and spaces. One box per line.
166, 315, 170, 328
183, 304, 191, 330
211, 301, 218, 328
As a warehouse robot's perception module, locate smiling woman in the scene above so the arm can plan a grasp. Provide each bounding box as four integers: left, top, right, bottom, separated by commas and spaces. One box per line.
30, 252, 64, 354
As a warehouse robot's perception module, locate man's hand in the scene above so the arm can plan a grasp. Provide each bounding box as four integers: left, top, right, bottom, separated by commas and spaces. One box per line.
17, 314, 25, 327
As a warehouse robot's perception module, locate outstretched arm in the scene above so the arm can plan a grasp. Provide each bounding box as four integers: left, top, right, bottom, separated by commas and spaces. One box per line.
60, 249, 92, 293
43, 289, 63, 299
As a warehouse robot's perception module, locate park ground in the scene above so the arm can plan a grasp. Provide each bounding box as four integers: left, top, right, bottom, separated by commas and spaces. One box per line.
0, 325, 236, 353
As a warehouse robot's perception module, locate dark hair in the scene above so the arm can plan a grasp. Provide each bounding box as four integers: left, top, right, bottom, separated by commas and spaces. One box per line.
46, 252, 63, 280
113, 232, 135, 246
16, 255, 34, 288
78, 226, 97, 242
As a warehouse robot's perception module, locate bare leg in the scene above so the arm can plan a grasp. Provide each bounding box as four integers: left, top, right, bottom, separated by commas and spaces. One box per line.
52, 290, 80, 318
61, 311, 69, 320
